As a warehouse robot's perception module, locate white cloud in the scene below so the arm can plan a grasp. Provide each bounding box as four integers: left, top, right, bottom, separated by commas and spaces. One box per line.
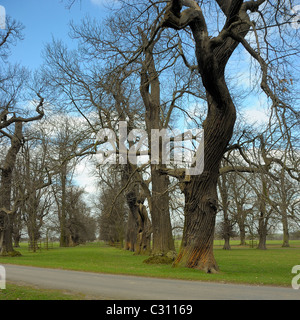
74, 158, 98, 195
243, 96, 270, 127
244, 107, 269, 126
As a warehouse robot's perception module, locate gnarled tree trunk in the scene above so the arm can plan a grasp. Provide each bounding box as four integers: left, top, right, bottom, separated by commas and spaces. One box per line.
174, 91, 236, 273
0, 122, 23, 256
162, 0, 253, 272
136, 201, 151, 255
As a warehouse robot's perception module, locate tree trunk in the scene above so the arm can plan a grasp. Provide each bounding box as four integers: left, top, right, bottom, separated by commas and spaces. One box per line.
223, 235, 231, 250
218, 175, 231, 250
280, 172, 289, 247
175, 172, 219, 273
282, 214, 290, 247
238, 222, 246, 246
13, 210, 22, 248
0, 213, 15, 255
125, 213, 137, 251
135, 202, 151, 255
125, 190, 138, 252
0, 122, 23, 256
122, 162, 140, 252
150, 168, 175, 255
59, 163, 69, 247
174, 88, 236, 272
0, 168, 15, 255
28, 230, 39, 252
257, 177, 269, 250
257, 212, 267, 250
257, 228, 267, 250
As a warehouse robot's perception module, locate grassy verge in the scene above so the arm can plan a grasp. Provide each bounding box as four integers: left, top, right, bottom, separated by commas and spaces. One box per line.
0, 283, 88, 300
0, 241, 299, 289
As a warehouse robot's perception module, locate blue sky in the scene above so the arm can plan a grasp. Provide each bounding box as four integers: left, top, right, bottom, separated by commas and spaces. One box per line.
2, 0, 110, 70
1, 0, 114, 194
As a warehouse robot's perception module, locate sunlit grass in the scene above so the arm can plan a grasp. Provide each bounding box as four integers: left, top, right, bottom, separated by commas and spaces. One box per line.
0, 240, 299, 287
0, 283, 86, 300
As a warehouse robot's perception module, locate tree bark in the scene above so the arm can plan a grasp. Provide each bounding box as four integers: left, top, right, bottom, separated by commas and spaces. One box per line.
121, 157, 140, 252
175, 173, 219, 272
282, 213, 290, 248
280, 169, 290, 247
135, 202, 151, 255
257, 213, 267, 250
257, 214, 267, 250
124, 189, 139, 252
59, 163, 69, 247
0, 122, 23, 256
218, 174, 231, 250
150, 168, 175, 255
238, 222, 246, 246
257, 175, 270, 250
174, 91, 236, 272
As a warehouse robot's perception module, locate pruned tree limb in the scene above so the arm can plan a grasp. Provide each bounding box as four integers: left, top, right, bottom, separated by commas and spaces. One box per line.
0, 94, 45, 130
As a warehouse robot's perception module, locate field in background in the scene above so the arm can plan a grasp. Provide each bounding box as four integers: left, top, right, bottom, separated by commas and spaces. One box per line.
0, 240, 299, 292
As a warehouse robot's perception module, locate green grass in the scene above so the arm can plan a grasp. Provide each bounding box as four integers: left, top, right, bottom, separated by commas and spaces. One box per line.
0, 240, 299, 292
0, 283, 88, 300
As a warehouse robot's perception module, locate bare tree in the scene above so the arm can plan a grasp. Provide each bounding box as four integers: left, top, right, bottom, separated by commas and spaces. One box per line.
227, 169, 254, 246
0, 103, 45, 256
0, 14, 46, 255
14, 136, 52, 251
0, 16, 24, 62
96, 165, 128, 246
47, 117, 81, 247
158, 0, 300, 272
217, 166, 236, 250
65, 186, 96, 246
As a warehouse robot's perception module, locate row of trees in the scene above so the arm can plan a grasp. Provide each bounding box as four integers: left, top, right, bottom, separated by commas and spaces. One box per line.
217, 138, 300, 250
1, 1, 299, 274
98, 126, 300, 252
0, 16, 98, 249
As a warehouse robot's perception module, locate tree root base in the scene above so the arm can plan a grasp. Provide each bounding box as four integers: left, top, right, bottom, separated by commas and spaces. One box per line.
143, 255, 174, 265
143, 251, 177, 265
200, 266, 219, 274
0, 250, 22, 257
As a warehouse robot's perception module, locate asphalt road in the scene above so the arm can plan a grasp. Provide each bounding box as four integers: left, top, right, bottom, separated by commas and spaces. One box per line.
2, 264, 300, 300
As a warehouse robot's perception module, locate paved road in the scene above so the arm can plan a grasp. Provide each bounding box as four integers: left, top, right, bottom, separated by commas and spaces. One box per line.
2, 264, 300, 300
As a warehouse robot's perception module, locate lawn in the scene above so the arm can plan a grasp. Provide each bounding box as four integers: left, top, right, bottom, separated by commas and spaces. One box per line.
0, 283, 87, 300
0, 240, 299, 289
